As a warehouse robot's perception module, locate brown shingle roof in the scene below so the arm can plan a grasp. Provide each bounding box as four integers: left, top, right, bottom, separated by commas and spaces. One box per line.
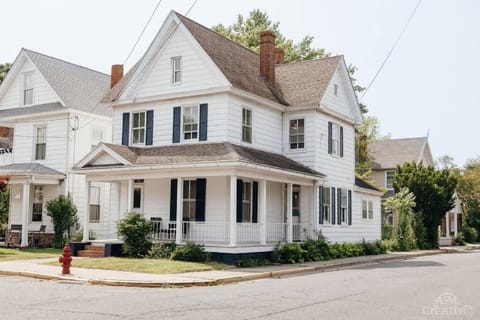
275, 56, 342, 107
355, 177, 382, 193
96, 142, 323, 177
101, 11, 341, 107
370, 137, 429, 170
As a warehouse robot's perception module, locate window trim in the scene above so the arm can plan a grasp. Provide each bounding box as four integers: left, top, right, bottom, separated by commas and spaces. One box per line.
32, 185, 44, 222
241, 181, 253, 223
171, 56, 182, 85
132, 184, 144, 212
130, 111, 146, 146
183, 179, 197, 221
333, 83, 339, 97
385, 170, 395, 190
368, 201, 374, 220
89, 186, 101, 223
34, 125, 47, 161
22, 71, 34, 106
362, 199, 374, 220
241, 107, 252, 144
340, 188, 348, 225
331, 122, 341, 157
322, 186, 331, 224
181, 104, 199, 142
289, 118, 305, 150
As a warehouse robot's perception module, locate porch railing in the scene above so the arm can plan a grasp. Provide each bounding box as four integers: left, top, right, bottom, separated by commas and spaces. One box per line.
293, 223, 313, 242
267, 223, 286, 243
182, 221, 229, 244
237, 223, 260, 243
88, 220, 118, 240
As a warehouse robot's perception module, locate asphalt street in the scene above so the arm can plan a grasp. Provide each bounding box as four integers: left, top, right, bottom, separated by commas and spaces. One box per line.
0, 252, 478, 320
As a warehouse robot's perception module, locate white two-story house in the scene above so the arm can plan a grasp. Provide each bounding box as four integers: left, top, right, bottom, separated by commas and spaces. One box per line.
0, 49, 112, 247
75, 11, 383, 257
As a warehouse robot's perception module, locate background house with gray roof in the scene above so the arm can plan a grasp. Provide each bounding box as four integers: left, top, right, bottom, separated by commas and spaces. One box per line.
0, 48, 113, 247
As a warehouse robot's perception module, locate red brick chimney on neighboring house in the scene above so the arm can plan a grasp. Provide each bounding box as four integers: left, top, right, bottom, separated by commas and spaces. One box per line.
111, 64, 124, 88
260, 31, 276, 86
0, 127, 9, 138
274, 48, 284, 64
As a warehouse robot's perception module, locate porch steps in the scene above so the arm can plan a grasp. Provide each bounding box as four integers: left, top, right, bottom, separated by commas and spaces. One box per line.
77, 244, 105, 258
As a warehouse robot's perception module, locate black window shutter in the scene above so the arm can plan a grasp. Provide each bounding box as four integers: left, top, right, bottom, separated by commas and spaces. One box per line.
319, 186, 324, 225
328, 121, 333, 154
348, 189, 352, 225
195, 178, 206, 222
172, 106, 181, 143
340, 126, 344, 157
337, 188, 342, 225
199, 103, 208, 141
331, 187, 336, 224
252, 181, 258, 223
122, 113, 130, 146
146, 110, 154, 146
169, 179, 178, 221
236, 179, 243, 223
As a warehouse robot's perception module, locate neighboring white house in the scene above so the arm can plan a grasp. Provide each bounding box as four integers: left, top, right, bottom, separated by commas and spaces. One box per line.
74, 11, 383, 256
0, 49, 113, 247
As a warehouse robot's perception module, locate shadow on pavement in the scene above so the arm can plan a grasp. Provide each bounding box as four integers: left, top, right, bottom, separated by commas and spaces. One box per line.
355, 259, 445, 270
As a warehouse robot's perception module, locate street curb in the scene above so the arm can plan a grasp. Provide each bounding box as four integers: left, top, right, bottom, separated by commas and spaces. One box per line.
0, 249, 449, 288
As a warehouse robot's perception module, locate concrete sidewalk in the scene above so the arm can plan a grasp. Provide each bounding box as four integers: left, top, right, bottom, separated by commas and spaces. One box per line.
0, 248, 474, 288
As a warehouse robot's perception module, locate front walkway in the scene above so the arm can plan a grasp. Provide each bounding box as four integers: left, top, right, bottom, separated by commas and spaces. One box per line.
0, 249, 460, 287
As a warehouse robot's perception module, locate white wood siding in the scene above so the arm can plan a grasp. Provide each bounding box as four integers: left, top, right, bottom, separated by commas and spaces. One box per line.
321, 64, 358, 121
125, 26, 228, 100
0, 58, 60, 109
227, 95, 282, 153
112, 93, 228, 146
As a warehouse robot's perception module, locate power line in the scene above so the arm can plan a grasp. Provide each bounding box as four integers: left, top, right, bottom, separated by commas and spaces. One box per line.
185, 0, 198, 16
123, 0, 164, 65
360, 0, 422, 101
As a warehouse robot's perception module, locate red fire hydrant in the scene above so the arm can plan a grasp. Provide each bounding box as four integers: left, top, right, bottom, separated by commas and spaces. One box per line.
59, 243, 72, 275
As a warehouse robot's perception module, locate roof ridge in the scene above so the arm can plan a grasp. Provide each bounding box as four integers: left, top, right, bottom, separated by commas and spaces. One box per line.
173, 11, 261, 57
23, 48, 110, 78
275, 55, 342, 67
374, 136, 427, 142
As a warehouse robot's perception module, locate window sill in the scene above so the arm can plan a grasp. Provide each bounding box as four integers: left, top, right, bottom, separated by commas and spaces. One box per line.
288, 148, 307, 153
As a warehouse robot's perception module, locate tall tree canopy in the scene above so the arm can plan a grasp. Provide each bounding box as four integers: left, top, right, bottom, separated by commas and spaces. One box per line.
394, 162, 458, 248
212, 9, 367, 114
0, 63, 11, 85
457, 157, 480, 233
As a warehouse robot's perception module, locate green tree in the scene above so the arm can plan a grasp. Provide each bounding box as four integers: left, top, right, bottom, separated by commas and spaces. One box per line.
394, 162, 458, 248
45, 194, 78, 248
457, 157, 480, 234
0, 63, 11, 85
383, 188, 417, 251
212, 9, 367, 114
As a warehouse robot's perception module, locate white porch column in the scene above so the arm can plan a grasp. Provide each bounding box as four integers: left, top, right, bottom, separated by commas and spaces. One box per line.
259, 180, 267, 245
312, 183, 319, 236
83, 181, 91, 242
20, 181, 31, 247
445, 212, 450, 237
126, 179, 133, 212
453, 211, 458, 237
229, 175, 237, 246
175, 177, 183, 245
286, 183, 293, 242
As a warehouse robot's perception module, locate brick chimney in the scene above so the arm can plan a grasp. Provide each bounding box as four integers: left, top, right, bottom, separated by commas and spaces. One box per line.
111, 64, 124, 88
260, 31, 275, 86
274, 48, 284, 64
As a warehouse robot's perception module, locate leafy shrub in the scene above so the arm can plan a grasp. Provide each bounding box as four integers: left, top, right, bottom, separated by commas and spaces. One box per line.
171, 241, 209, 262
117, 212, 152, 257
235, 257, 272, 268
455, 232, 466, 246
148, 241, 177, 259
301, 238, 331, 261
45, 194, 78, 248
462, 226, 479, 243
274, 243, 305, 264
381, 222, 393, 240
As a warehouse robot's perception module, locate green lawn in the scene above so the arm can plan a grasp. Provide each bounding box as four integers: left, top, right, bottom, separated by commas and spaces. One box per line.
44, 257, 229, 274
0, 248, 62, 262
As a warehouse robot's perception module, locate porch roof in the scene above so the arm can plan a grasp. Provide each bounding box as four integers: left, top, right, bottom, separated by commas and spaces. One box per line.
0, 163, 65, 179
81, 142, 325, 178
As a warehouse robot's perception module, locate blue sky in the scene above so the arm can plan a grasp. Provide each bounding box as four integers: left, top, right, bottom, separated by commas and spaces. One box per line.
1, 0, 478, 166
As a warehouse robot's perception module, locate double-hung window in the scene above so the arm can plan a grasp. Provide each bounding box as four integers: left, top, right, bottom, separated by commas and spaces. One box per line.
362, 200, 374, 220
89, 186, 100, 223
386, 170, 395, 190
171, 56, 182, 84
331, 122, 340, 156
32, 185, 43, 222
23, 72, 34, 105
241, 182, 252, 222
131, 112, 146, 145
183, 180, 196, 220
292, 185, 300, 217
35, 126, 46, 160
242, 108, 252, 143
289, 119, 304, 149
183, 105, 199, 140
368, 201, 374, 219
323, 187, 331, 223
340, 188, 348, 224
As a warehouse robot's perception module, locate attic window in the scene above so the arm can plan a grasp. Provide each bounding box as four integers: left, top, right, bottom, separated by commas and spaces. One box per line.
23, 72, 34, 105
171, 56, 182, 84
334, 84, 339, 97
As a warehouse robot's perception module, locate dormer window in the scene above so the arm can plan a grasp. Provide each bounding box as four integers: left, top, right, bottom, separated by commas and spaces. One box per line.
23, 72, 34, 105
131, 112, 146, 145
333, 83, 339, 97
171, 56, 182, 84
